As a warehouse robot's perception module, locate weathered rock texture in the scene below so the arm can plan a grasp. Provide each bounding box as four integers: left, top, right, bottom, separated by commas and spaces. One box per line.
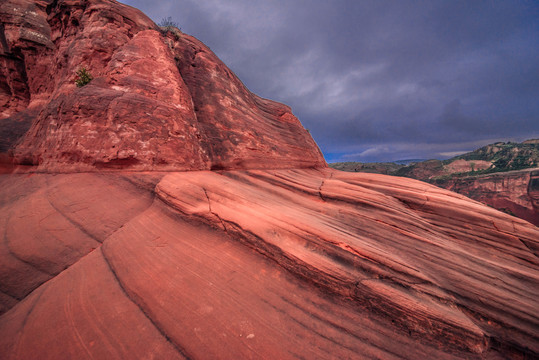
1, 1, 538, 359
1, 170, 538, 359
1, 0, 324, 171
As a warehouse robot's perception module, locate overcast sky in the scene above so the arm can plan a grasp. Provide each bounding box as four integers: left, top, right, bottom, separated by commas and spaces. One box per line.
120, 0, 539, 163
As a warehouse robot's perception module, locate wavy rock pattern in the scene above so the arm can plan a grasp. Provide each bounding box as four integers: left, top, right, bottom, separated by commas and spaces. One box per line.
0, 173, 154, 312
1, 170, 537, 359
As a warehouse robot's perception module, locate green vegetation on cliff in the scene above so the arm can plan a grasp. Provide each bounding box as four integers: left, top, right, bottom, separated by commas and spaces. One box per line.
454, 140, 539, 172
330, 139, 539, 181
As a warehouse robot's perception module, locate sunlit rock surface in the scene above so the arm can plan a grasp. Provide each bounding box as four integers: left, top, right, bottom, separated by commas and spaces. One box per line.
1, 169, 538, 359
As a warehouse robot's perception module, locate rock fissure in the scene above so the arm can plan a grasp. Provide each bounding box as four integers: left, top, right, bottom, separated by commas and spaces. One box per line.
518, 238, 538, 258
318, 179, 326, 201
45, 191, 102, 243
11, 285, 48, 356
202, 188, 229, 233
100, 247, 193, 360
3, 208, 55, 278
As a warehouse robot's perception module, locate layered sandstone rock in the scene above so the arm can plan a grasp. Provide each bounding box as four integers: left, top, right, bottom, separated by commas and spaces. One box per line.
332, 146, 539, 226
1, 170, 538, 359
1, 0, 324, 171
0, 1, 538, 359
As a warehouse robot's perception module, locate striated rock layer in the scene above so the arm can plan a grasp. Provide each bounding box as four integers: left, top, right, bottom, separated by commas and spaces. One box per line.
0, 170, 538, 359
332, 162, 539, 227
1, 0, 324, 171
1, 1, 538, 359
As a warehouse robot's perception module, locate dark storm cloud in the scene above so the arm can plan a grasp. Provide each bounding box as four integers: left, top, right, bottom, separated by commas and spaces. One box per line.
120, 0, 539, 162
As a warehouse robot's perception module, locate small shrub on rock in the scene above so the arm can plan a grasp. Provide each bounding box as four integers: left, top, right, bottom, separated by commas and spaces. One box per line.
159, 16, 178, 28
158, 17, 182, 39
75, 67, 93, 87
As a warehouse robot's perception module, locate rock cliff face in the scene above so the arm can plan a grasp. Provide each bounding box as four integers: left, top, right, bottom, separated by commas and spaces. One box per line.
0, 1, 538, 359
1, 0, 324, 171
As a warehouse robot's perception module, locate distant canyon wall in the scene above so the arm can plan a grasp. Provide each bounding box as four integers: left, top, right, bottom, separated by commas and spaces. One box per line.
436, 168, 539, 226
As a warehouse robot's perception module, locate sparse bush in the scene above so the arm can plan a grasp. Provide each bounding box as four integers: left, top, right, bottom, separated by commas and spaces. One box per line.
158, 17, 182, 40
75, 67, 93, 87
159, 16, 178, 28
159, 16, 181, 33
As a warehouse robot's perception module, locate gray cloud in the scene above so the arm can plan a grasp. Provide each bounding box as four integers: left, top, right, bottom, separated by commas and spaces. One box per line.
120, 0, 539, 162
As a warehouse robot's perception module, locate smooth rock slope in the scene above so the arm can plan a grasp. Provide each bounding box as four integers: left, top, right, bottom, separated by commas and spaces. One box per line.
1, 169, 538, 359
0, 0, 538, 359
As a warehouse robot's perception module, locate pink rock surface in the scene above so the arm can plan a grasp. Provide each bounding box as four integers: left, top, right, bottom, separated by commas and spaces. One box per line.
166, 32, 325, 170
0, 172, 155, 313
0, 249, 183, 360
1, 169, 538, 359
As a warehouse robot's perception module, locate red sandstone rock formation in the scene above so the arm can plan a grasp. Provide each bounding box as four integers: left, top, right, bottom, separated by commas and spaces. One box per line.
1, 0, 324, 171
1, 170, 538, 359
0, 1, 538, 359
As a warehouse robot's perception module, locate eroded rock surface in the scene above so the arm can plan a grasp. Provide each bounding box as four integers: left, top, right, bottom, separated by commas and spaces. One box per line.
1, 170, 538, 359
0, 172, 156, 313
1, 0, 323, 171
332, 141, 539, 226
439, 168, 539, 226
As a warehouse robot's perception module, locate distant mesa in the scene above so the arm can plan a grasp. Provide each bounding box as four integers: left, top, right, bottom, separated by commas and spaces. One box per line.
331, 140, 539, 225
